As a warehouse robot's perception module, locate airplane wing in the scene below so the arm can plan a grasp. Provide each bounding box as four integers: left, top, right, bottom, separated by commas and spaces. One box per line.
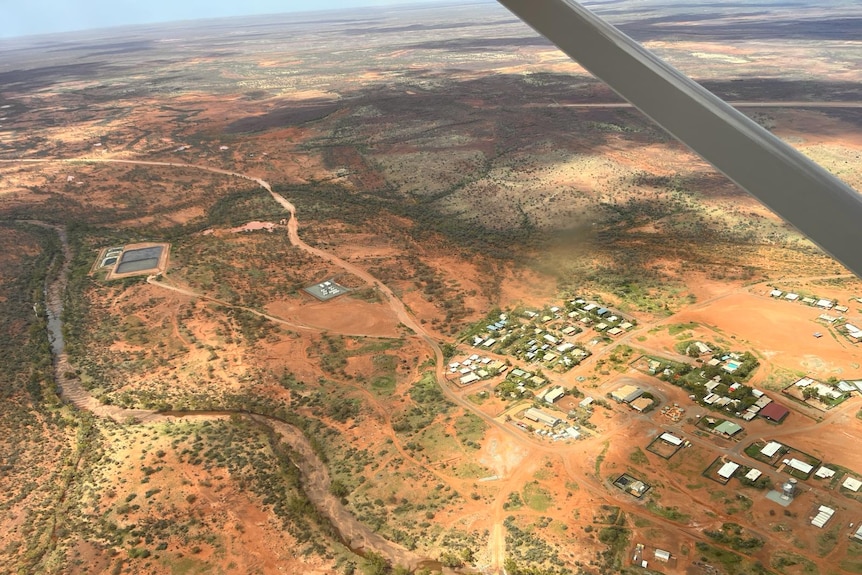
497, 0, 862, 277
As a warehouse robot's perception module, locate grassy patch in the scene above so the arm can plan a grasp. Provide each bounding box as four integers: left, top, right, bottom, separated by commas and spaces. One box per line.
466, 392, 487, 405
841, 540, 862, 574
694, 542, 772, 575
645, 499, 690, 523
414, 422, 461, 463
667, 322, 699, 336
452, 461, 492, 479
629, 447, 649, 465
454, 412, 486, 449
168, 557, 212, 575
393, 371, 454, 433
370, 375, 396, 395
523, 481, 553, 512
704, 522, 764, 554
595, 441, 609, 477
816, 524, 840, 557
771, 551, 818, 575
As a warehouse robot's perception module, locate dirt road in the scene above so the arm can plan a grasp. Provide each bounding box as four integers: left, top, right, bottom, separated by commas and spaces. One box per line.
34, 212, 433, 571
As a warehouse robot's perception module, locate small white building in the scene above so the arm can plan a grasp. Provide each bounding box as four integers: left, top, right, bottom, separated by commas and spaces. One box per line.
460, 372, 480, 385
843, 477, 862, 492
654, 549, 671, 562
694, 341, 712, 354
718, 461, 740, 479
544, 387, 566, 404
783, 458, 813, 475
811, 506, 835, 528
745, 468, 762, 481
785, 293, 799, 301
659, 433, 683, 446
761, 441, 783, 458
815, 466, 836, 479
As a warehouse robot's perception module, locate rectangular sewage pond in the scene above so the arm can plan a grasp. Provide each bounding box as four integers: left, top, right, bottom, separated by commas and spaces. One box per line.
115, 246, 164, 274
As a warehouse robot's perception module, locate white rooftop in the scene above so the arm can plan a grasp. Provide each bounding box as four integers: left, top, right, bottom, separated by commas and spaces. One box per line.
660, 433, 683, 446
745, 468, 762, 481
815, 466, 836, 479
811, 506, 835, 528
761, 441, 783, 457
844, 477, 862, 492
718, 461, 740, 479
784, 458, 813, 474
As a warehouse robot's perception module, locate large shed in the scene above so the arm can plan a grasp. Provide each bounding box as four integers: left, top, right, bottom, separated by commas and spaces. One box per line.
759, 401, 790, 423
524, 408, 561, 427
714, 420, 742, 436
611, 385, 643, 403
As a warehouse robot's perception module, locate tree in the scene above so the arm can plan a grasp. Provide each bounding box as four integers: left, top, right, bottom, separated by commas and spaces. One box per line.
363, 551, 390, 575
439, 551, 464, 568
329, 479, 351, 498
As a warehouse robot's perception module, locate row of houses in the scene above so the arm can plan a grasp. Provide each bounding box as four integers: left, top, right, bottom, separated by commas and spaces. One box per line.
565, 298, 636, 337
449, 354, 508, 386
688, 368, 789, 422
769, 288, 862, 343
769, 289, 848, 312
482, 315, 592, 373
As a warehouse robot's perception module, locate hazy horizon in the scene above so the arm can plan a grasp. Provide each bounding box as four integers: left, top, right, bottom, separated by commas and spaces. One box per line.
0, 0, 467, 39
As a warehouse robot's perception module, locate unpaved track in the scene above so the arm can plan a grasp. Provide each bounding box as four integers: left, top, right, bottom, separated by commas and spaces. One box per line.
8, 156, 509, 573
22, 165, 434, 570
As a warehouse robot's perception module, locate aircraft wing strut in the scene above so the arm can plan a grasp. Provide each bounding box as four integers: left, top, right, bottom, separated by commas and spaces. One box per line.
498, 0, 862, 277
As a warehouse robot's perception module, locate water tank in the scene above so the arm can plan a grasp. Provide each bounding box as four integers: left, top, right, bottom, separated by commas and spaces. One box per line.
782, 479, 797, 498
